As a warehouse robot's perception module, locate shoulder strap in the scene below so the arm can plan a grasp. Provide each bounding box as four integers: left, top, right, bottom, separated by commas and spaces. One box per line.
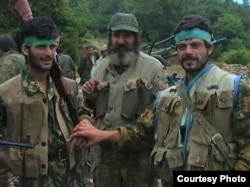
233, 75, 242, 107
176, 84, 234, 170
153, 92, 162, 132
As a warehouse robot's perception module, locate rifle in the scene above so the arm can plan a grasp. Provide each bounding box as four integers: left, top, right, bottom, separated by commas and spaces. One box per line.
142, 35, 175, 55
50, 59, 80, 125
0, 134, 34, 149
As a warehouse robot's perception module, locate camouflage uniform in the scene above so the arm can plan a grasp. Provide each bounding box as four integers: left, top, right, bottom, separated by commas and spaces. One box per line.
151, 64, 250, 186
0, 65, 86, 187
0, 50, 25, 84
86, 50, 165, 187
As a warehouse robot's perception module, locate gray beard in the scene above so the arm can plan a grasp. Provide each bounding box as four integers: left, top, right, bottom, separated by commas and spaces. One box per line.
109, 51, 139, 67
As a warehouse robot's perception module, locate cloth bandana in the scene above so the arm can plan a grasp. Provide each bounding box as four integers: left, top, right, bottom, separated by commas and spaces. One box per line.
24, 36, 54, 46
175, 28, 212, 44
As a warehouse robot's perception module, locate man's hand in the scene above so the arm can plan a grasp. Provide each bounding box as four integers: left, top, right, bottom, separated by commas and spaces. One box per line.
69, 118, 102, 150
82, 79, 98, 95
69, 118, 121, 149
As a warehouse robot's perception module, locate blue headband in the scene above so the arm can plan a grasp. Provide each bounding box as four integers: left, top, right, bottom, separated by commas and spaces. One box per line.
175, 28, 212, 44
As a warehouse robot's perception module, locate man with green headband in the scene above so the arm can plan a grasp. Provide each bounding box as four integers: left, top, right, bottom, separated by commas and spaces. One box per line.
150, 14, 250, 186
0, 16, 89, 187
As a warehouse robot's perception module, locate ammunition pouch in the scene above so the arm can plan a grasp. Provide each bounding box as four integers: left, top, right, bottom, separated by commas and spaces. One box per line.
150, 146, 183, 183
122, 78, 154, 120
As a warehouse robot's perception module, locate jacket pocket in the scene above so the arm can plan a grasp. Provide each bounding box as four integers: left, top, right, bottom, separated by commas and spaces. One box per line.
151, 146, 183, 169
192, 92, 213, 144
193, 92, 211, 110
157, 97, 175, 113
166, 148, 183, 168
156, 96, 182, 147
92, 82, 110, 118
188, 141, 210, 168
150, 146, 183, 182
9, 148, 23, 176
122, 78, 154, 120
24, 150, 39, 178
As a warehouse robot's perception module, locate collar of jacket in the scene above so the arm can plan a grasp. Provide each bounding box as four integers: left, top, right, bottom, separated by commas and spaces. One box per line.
21, 66, 55, 98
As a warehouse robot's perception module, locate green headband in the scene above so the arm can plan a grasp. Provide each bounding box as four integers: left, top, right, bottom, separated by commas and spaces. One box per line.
175, 28, 212, 44
24, 36, 55, 46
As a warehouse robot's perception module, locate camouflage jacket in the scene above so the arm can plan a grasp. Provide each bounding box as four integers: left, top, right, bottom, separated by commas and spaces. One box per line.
88, 51, 166, 150
0, 66, 86, 177
0, 50, 25, 84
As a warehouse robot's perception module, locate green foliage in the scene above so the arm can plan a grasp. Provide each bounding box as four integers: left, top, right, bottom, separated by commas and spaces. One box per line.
1, 0, 250, 65
29, 0, 92, 59
213, 13, 244, 39
218, 49, 250, 65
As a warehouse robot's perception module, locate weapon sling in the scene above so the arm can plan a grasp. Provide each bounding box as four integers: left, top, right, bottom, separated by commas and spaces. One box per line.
176, 84, 234, 170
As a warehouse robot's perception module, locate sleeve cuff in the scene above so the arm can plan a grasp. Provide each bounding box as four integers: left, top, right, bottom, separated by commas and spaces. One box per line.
79, 114, 95, 124
116, 127, 129, 147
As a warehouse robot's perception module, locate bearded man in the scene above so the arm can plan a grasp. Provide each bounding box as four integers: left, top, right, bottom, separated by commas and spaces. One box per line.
72, 13, 166, 187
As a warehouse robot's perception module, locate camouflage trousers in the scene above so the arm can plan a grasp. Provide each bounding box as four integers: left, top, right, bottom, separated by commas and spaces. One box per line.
92, 144, 159, 187
0, 150, 10, 187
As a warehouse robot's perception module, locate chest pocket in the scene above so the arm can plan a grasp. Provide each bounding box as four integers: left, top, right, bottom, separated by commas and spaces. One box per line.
88, 82, 110, 119
121, 78, 155, 120
192, 91, 233, 144
150, 96, 184, 181
156, 96, 182, 148
189, 91, 234, 168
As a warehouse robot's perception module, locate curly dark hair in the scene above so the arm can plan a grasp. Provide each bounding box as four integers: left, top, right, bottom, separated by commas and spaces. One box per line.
21, 16, 58, 40
173, 14, 212, 35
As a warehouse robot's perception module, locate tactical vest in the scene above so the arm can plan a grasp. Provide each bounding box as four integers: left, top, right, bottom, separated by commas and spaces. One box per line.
0, 75, 78, 177
151, 66, 238, 182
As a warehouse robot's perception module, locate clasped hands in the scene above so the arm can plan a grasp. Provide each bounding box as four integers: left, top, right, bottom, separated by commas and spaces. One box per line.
68, 118, 101, 151
68, 78, 100, 151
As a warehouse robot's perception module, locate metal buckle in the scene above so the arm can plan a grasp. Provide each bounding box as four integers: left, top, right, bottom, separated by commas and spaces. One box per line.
58, 149, 67, 162
211, 133, 223, 144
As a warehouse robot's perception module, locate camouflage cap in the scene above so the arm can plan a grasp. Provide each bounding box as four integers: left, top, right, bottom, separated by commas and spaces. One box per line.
108, 13, 138, 33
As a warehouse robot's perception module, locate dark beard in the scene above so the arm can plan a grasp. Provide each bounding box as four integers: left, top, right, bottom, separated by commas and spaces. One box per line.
180, 55, 209, 73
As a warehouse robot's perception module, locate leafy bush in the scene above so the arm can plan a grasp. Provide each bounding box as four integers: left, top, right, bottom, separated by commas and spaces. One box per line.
218, 49, 250, 65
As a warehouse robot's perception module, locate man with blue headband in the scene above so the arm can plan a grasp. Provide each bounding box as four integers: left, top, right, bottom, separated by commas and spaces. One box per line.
0, 16, 88, 187
150, 14, 250, 186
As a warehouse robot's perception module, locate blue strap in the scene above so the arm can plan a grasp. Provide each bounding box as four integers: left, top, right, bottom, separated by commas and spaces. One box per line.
153, 92, 161, 132
233, 75, 242, 106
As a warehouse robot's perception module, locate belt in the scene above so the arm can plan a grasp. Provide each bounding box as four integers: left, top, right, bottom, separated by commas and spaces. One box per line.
48, 147, 68, 162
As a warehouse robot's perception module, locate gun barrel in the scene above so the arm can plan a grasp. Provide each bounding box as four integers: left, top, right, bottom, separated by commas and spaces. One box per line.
0, 141, 34, 149
150, 46, 174, 55
153, 35, 175, 46
212, 38, 227, 45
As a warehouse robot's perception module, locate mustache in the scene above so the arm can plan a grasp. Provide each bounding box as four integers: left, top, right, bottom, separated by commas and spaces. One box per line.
109, 44, 135, 54
40, 56, 53, 61
182, 56, 198, 61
